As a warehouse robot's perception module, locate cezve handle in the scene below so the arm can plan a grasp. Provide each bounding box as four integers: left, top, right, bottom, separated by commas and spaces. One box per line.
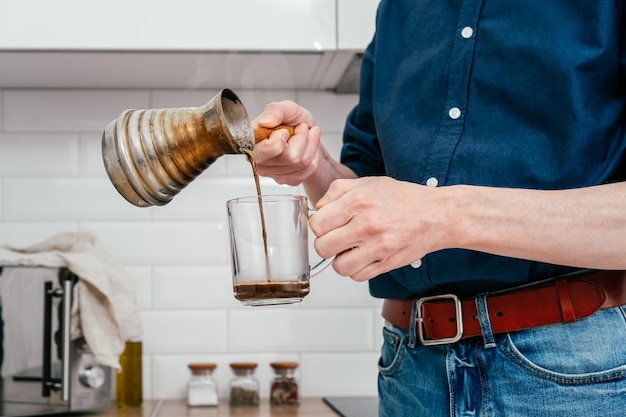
253, 125, 295, 143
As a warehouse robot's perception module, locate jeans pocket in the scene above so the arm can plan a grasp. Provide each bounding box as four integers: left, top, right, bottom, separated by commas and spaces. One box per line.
501, 306, 626, 384
378, 322, 407, 377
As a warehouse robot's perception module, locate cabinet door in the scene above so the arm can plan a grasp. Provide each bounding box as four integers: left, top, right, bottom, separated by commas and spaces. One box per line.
0, 0, 336, 51
337, 0, 380, 50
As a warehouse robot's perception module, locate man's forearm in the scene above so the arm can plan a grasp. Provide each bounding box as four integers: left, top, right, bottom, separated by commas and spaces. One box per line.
449, 182, 626, 269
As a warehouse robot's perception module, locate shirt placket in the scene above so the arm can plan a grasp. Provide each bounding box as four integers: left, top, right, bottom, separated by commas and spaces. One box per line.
422, 0, 484, 189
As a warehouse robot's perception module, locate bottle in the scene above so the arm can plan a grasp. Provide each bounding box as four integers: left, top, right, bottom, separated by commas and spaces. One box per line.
187, 363, 219, 407
116, 340, 142, 408
270, 362, 299, 406
228, 363, 260, 407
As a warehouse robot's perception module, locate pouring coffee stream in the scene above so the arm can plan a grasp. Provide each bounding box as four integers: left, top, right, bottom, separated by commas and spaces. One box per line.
242, 148, 269, 276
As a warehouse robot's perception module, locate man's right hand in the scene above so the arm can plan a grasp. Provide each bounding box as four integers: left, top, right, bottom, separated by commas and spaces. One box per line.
251, 100, 323, 187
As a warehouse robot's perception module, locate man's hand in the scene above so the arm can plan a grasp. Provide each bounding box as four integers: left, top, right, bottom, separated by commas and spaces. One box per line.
309, 177, 452, 282
252, 100, 323, 186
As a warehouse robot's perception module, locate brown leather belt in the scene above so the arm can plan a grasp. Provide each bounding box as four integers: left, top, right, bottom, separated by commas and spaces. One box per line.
381, 270, 626, 346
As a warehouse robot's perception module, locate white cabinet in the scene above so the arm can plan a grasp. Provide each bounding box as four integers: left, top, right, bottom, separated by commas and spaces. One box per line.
0, 0, 377, 89
0, 0, 336, 51
337, 0, 380, 50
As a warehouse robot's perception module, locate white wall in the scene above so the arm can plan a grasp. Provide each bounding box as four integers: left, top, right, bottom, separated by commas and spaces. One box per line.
0, 87, 383, 400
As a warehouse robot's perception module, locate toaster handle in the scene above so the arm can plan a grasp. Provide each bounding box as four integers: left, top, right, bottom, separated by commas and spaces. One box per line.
41, 281, 53, 397
42, 274, 74, 402
60, 277, 72, 402
42, 281, 54, 397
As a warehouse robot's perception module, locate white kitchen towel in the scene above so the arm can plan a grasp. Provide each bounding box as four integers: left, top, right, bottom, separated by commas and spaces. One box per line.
0, 231, 142, 369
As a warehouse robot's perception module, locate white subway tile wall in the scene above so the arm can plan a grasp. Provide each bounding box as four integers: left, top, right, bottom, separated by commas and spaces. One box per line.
0, 88, 383, 400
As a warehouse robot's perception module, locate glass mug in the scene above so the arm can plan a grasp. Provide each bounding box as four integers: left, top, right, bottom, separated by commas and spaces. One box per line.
226, 194, 333, 306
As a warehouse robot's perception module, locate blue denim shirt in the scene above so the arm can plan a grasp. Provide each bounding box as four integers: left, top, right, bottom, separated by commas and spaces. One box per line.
341, 0, 626, 299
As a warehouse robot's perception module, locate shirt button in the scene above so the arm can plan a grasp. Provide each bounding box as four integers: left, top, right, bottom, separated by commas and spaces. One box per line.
448, 107, 462, 119
461, 26, 474, 39
411, 259, 422, 269
426, 177, 439, 187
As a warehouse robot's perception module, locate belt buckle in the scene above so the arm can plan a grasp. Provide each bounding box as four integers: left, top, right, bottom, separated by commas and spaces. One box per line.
416, 294, 463, 346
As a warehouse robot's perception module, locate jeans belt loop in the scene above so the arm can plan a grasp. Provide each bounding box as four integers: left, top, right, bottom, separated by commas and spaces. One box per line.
407, 298, 419, 348
475, 294, 496, 349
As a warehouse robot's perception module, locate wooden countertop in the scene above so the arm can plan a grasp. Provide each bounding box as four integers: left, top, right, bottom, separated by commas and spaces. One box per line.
90, 398, 339, 417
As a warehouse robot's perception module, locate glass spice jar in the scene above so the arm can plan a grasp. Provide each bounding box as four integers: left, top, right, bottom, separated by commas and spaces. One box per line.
270, 362, 299, 406
187, 363, 218, 407
228, 363, 260, 407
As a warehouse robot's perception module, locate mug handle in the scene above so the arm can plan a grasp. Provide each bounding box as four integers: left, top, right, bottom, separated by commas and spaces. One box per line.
308, 208, 335, 277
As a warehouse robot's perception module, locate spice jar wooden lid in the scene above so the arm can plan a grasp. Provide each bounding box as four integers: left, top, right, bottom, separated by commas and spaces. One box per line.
188, 363, 217, 371
229, 362, 258, 370
270, 361, 299, 369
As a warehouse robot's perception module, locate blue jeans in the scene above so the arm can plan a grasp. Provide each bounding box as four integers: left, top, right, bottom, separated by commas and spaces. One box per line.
378, 302, 626, 416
